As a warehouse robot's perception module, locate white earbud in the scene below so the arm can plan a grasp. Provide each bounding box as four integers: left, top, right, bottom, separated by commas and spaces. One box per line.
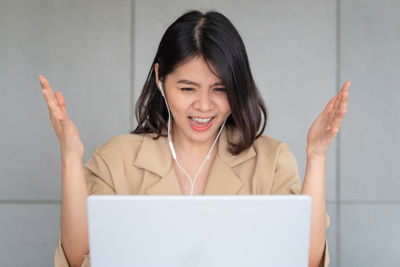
158, 80, 165, 97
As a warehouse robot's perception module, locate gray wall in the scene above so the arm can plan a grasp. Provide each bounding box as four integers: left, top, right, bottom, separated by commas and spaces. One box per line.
1, 0, 398, 266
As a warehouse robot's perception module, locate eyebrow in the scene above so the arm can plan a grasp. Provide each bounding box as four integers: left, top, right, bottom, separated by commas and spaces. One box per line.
177, 79, 225, 87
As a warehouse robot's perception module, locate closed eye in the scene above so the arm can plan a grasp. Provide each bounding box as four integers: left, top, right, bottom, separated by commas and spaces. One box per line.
180, 87, 226, 92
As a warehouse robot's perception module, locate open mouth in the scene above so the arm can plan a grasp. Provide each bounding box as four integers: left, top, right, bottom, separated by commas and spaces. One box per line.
188, 116, 215, 131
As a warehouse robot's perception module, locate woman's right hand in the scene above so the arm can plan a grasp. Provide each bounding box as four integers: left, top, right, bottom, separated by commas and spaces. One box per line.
39, 75, 85, 160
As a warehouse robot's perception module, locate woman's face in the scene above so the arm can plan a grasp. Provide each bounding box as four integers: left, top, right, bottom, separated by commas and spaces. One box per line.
156, 56, 231, 145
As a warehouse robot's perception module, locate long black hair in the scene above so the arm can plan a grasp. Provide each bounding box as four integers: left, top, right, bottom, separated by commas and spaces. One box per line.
132, 10, 267, 155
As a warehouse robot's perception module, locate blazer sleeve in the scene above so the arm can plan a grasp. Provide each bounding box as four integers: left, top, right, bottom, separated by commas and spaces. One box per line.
54, 150, 116, 267
271, 142, 330, 267
319, 215, 330, 267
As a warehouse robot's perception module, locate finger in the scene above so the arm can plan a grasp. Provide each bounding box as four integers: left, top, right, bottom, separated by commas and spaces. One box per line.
326, 95, 339, 123
337, 81, 350, 104
336, 83, 349, 116
324, 81, 351, 132
323, 95, 337, 115
42, 88, 64, 120
342, 81, 351, 92
331, 81, 350, 116
39, 75, 64, 119
331, 99, 347, 129
333, 91, 341, 111
38, 75, 57, 101
339, 81, 350, 108
55, 91, 67, 116
339, 91, 349, 110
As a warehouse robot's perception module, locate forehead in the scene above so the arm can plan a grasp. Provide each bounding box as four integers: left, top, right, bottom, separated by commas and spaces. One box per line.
170, 56, 222, 83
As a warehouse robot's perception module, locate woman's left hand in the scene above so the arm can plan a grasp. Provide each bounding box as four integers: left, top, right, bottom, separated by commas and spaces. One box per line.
306, 81, 350, 158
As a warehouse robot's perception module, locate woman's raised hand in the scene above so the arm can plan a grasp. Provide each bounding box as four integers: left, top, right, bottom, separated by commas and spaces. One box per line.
306, 81, 350, 158
39, 75, 84, 160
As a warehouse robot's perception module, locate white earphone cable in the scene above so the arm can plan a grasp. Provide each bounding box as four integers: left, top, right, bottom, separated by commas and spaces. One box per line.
159, 80, 226, 196
174, 119, 226, 195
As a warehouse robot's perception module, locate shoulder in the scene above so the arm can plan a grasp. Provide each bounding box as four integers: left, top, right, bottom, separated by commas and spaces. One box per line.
250, 134, 297, 169
95, 133, 144, 151
92, 133, 150, 159
251, 135, 300, 194
252, 134, 291, 155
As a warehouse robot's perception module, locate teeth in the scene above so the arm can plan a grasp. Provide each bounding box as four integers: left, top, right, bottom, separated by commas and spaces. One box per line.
192, 117, 212, 123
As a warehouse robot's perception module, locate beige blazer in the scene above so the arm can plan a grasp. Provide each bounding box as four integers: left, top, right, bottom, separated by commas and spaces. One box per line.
55, 127, 330, 267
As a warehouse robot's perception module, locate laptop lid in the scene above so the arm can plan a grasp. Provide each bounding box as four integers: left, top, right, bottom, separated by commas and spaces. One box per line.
87, 195, 311, 267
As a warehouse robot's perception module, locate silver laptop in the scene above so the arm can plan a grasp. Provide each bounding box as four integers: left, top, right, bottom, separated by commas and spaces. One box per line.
87, 195, 312, 267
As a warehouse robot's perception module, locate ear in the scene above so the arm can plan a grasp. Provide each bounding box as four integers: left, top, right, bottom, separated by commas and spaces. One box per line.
154, 63, 162, 92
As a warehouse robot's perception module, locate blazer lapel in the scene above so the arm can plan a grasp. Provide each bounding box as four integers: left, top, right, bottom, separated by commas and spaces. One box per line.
203, 155, 243, 195
133, 132, 182, 195
204, 126, 256, 195
133, 126, 256, 195
144, 167, 182, 195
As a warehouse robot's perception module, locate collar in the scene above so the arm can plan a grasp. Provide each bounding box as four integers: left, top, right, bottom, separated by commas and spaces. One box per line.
133, 126, 256, 195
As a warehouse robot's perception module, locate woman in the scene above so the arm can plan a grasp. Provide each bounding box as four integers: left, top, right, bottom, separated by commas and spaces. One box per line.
40, 10, 349, 267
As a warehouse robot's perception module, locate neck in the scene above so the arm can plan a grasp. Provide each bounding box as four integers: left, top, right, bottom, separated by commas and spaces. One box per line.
171, 123, 220, 160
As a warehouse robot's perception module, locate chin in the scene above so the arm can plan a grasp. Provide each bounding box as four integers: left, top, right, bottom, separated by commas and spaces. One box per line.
187, 124, 222, 143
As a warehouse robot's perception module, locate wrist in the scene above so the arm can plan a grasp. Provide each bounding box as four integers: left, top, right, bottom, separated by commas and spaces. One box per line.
61, 153, 83, 165
306, 147, 327, 160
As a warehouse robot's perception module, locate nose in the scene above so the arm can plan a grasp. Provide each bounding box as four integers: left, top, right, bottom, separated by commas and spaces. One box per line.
193, 91, 214, 112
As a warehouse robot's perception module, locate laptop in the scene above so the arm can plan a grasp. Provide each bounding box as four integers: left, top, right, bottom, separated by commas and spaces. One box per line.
87, 195, 312, 267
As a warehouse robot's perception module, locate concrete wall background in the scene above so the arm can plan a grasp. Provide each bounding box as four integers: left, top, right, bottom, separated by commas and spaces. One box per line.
1, 0, 399, 266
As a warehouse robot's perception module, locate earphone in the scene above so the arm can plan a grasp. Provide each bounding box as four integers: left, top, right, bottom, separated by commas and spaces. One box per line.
158, 80, 177, 160
158, 79, 226, 195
